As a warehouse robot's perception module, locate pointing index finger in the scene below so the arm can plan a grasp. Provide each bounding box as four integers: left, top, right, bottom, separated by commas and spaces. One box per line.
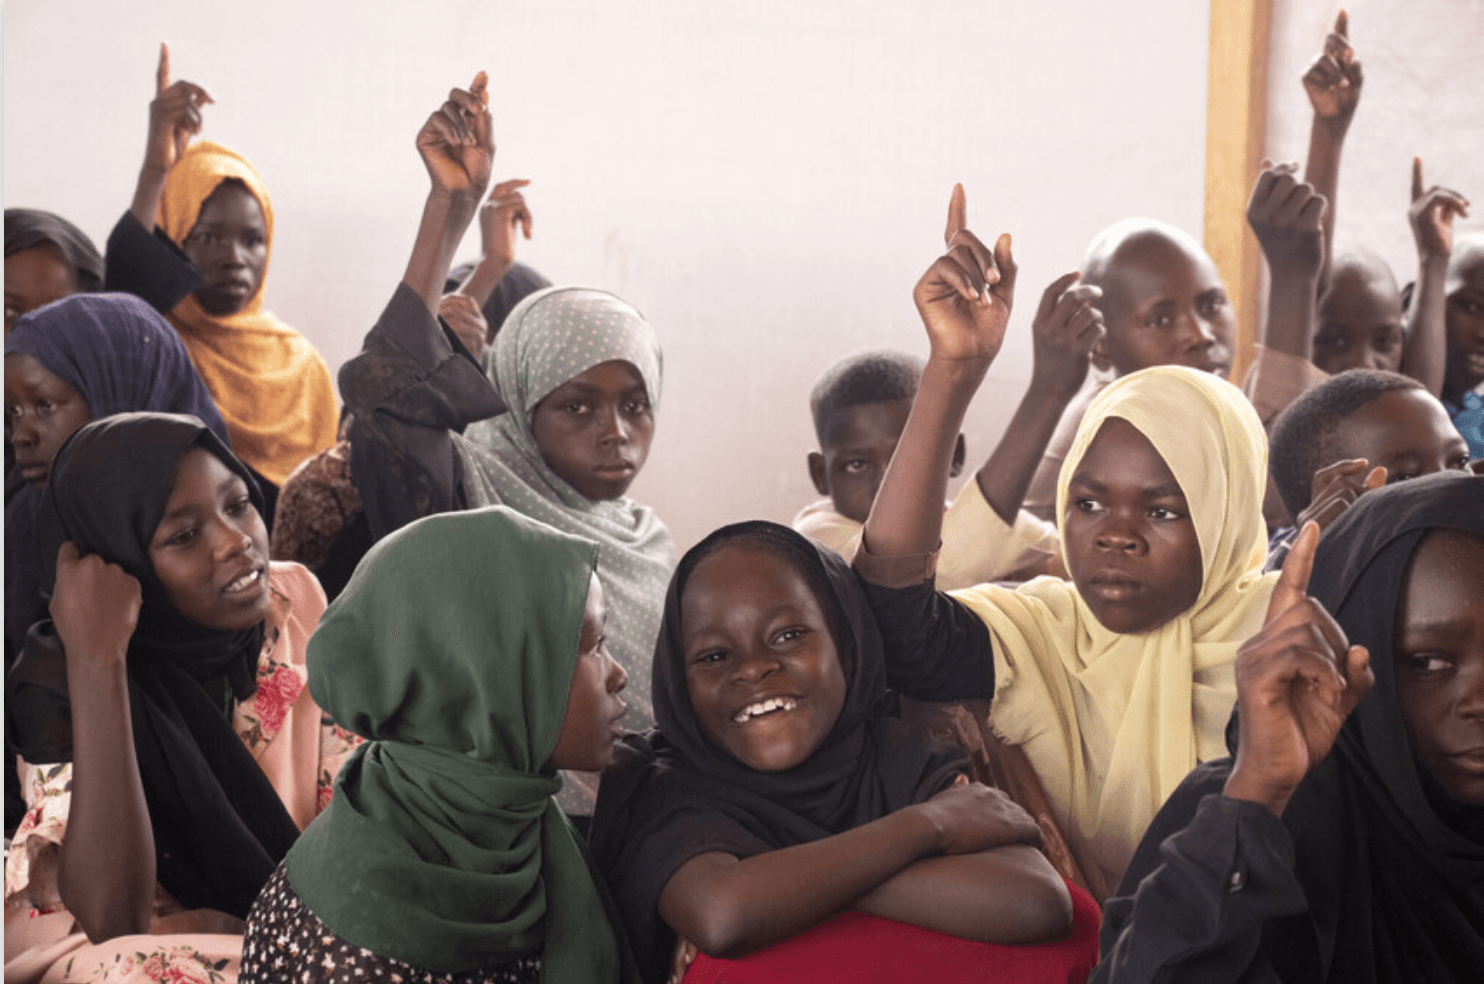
157, 41, 170, 95
1335, 9, 1348, 39
1268, 521, 1319, 623
1412, 156, 1424, 202
945, 183, 967, 248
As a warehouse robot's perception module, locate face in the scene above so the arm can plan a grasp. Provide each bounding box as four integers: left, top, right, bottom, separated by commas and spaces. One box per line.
1313, 268, 1404, 375
681, 544, 847, 772
1094, 232, 1234, 378
5, 246, 81, 335
1444, 243, 1484, 395
148, 447, 271, 630
546, 575, 629, 772
530, 359, 655, 501
1063, 417, 1204, 634
4, 354, 92, 485
1332, 389, 1471, 486
181, 181, 268, 316
1394, 529, 1484, 805
809, 398, 913, 525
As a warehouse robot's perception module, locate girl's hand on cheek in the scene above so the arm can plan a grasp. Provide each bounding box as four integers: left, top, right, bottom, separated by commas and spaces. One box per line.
1225, 523, 1374, 816
416, 72, 494, 202
916, 779, 1043, 855
913, 184, 1016, 371
50, 542, 141, 670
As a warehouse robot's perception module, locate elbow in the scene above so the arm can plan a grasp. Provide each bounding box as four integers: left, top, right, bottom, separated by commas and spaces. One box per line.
684, 905, 760, 961
73, 897, 154, 945
1016, 872, 1075, 943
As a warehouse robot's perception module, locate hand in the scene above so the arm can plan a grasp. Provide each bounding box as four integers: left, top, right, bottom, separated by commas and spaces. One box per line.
666, 937, 699, 984
1302, 11, 1363, 125
438, 293, 490, 362
480, 178, 533, 272
1246, 161, 1327, 278
416, 72, 494, 201
1408, 157, 1470, 260
1225, 523, 1374, 816
142, 42, 212, 176
1029, 271, 1104, 401
916, 780, 1042, 856
1292, 458, 1387, 534
50, 542, 142, 671
912, 184, 1016, 367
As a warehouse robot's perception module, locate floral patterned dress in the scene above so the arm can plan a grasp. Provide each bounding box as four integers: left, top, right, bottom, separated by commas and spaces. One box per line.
3, 563, 360, 984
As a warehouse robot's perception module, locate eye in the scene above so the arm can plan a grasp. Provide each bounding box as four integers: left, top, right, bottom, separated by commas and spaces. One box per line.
1388, 470, 1420, 484
1147, 311, 1173, 329
1198, 294, 1228, 316
1073, 497, 1105, 515
1373, 333, 1400, 353
1314, 331, 1346, 351
1449, 453, 1472, 471
1399, 652, 1456, 678
692, 648, 728, 666
35, 400, 58, 418
226, 494, 254, 518
3, 404, 20, 420
164, 526, 200, 548
1147, 505, 1186, 521
772, 626, 811, 646
1454, 298, 1482, 316
841, 458, 869, 474
623, 397, 651, 416
563, 401, 590, 417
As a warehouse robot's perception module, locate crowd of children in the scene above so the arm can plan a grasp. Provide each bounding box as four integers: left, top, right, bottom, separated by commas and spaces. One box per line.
4, 13, 1481, 984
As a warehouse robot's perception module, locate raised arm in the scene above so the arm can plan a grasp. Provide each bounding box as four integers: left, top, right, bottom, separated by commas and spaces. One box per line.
975, 272, 1103, 526
1300, 11, 1362, 299
658, 780, 1064, 960
454, 178, 533, 306
1402, 157, 1470, 395
129, 43, 212, 231
862, 185, 1016, 559
1246, 162, 1327, 362
51, 543, 155, 942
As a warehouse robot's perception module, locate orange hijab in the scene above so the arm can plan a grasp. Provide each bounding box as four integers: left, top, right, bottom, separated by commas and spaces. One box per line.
160, 141, 337, 485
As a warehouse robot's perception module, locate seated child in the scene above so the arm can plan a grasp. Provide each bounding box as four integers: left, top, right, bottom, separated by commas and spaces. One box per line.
1265, 368, 1471, 568
589, 521, 1096, 984
1442, 233, 1484, 457
105, 43, 337, 498
5, 209, 103, 335
241, 505, 633, 984
339, 74, 673, 752
1311, 249, 1404, 375
1092, 470, 1483, 984
795, 348, 1058, 586
855, 190, 1276, 900
4, 412, 356, 984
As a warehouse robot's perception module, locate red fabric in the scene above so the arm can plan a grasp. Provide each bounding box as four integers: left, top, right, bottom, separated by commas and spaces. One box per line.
684, 879, 1099, 984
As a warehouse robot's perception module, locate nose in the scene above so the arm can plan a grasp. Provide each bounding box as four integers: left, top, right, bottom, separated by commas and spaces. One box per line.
1094, 514, 1145, 555
9, 414, 38, 447
732, 646, 781, 685
608, 653, 629, 694
1457, 659, 1484, 721
209, 519, 255, 561
596, 403, 631, 446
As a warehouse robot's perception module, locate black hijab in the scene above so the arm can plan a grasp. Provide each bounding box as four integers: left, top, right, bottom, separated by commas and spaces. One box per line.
4, 208, 104, 291
6, 412, 301, 918
589, 521, 964, 981
1265, 470, 1484, 982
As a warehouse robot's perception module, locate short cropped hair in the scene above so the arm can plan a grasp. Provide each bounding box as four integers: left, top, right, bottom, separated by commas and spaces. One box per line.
1269, 369, 1424, 516
809, 349, 925, 446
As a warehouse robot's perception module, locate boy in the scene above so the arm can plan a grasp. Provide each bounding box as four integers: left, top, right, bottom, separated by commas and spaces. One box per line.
795, 348, 1060, 586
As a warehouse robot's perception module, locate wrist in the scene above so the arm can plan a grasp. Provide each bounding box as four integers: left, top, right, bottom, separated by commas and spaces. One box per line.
1310, 113, 1352, 140
1416, 250, 1451, 272
1222, 765, 1294, 818
1028, 367, 1084, 406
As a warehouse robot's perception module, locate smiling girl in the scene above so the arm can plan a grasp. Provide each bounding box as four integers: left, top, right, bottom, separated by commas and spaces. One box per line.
4, 413, 356, 984
855, 188, 1278, 900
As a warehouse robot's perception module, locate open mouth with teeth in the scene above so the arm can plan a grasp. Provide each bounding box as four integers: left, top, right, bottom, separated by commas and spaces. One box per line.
223, 567, 264, 595
733, 696, 798, 723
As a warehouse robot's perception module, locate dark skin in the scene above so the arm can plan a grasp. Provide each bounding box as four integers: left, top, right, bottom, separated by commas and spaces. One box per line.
439, 177, 535, 362
807, 397, 965, 527
1246, 161, 1326, 366
1443, 235, 1484, 405
659, 538, 1069, 960
529, 360, 656, 501
1403, 158, 1469, 396
545, 575, 630, 773
180, 181, 269, 316
1300, 10, 1362, 299
4, 354, 93, 484
129, 42, 213, 231
1313, 257, 1403, 375
5, 245, 81, 335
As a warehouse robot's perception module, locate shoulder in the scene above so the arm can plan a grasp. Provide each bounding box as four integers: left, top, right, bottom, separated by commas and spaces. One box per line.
268, 562, 328, 630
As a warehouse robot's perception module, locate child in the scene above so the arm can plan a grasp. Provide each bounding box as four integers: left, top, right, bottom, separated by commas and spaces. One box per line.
4, 412, 357, 983
4, 209, 104, 335
339, 74, 672, 749
795, 348, 1059, 585
1092, 471, 1483, 984
590, 521, 1097, 984
1265, 369, 1470, 568
855, 189, 1276, 899
240, 506, 633, 984
1311, 249, 1404, 375
1442, 233, 1484, 457
105, 43, 337, 495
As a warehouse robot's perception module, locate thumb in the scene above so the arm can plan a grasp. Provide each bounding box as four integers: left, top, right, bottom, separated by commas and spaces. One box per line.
1267, 521, 1319, 623
56, 541, 81, 569
945, 183, 967, 247
993, 233, 1017, 306
1362, 465, 1388, 491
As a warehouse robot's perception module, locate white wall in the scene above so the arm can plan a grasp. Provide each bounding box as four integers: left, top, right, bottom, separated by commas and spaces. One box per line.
5, 0, 1214, 551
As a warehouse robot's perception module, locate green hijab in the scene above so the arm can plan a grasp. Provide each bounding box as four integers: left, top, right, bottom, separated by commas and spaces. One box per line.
283, 506, 623, 980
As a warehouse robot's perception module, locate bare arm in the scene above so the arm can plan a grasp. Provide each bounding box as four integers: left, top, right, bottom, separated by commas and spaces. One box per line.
1402, 157, 1470, 395
129, 43, 212, 230
1300, 12, 1361, 299
454, 179, 532, 306
1247, 163, 1326, 362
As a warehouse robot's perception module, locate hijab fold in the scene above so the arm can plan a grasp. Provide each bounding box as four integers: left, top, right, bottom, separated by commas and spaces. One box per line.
283, 506, 626, 981
159, 141, 337, 485
951, 366, 1275, 891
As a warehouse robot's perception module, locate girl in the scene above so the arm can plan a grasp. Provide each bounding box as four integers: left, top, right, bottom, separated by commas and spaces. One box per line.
4, 412, 356, 983
590, 521, 1099, 984
106, 43, 338, 492
4, 209, 103, 335
855, 190, 1277, 899
1093, 470, 1483, 983
340, 75, 672, 747
240, 506, 634, 984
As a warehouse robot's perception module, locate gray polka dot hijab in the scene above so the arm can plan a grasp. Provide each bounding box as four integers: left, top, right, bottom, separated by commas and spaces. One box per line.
459, 287, 673, 726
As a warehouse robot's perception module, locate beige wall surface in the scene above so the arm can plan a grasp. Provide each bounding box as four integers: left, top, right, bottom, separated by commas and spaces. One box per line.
5, 0, 1214, 552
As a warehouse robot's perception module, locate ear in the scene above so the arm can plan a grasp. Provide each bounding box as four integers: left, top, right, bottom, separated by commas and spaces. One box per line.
1090, 332, 1113, 374
948, 433, 967, 478
808, 451, 830, 496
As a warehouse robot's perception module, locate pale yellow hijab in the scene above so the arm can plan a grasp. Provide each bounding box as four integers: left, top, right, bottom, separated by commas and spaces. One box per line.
952, 365, 1274, 893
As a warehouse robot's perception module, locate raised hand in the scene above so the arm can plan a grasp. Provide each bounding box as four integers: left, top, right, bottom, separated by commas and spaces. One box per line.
1409, 157, 1471, 260
1030, 271, 1104, 402
50, 542, 142, 670
916, 780, 1043, 856
1247, 161, 1328, 278
1225, 523, 1374, 816
480, 178, 533, 272
1293, 458, 1387, 535
142, 42, 212, 177
416, 72, 494, 201
912, 184, 1016, 367
1302, 11, 1363, 125
438, 292, 491, 362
